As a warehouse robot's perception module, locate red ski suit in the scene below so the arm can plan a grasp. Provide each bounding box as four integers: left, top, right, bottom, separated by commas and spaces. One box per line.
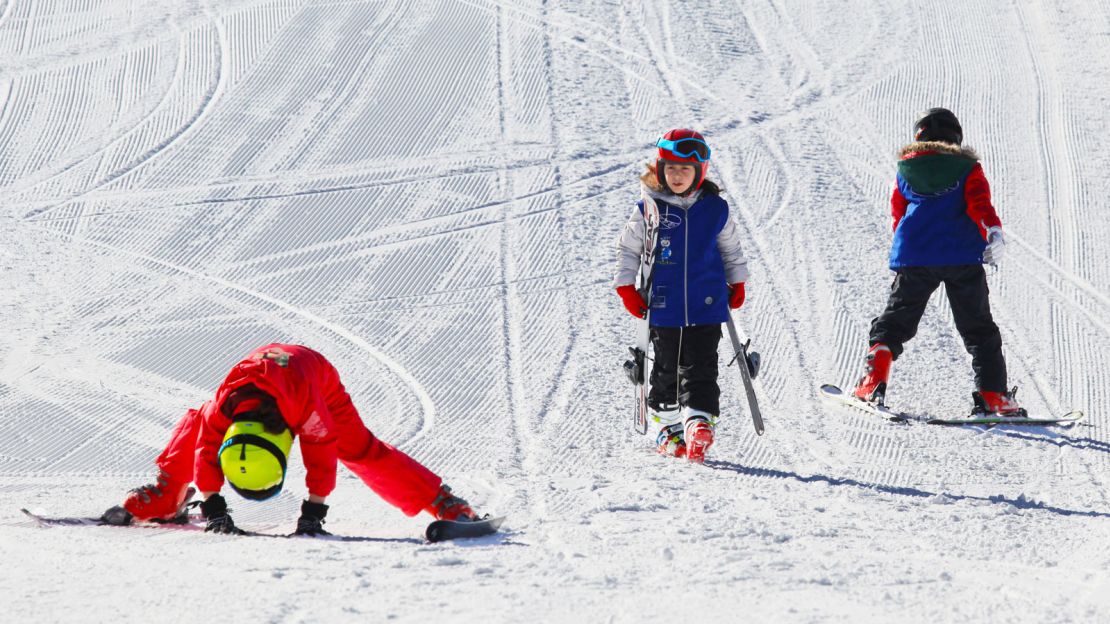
153, 344, 441, 516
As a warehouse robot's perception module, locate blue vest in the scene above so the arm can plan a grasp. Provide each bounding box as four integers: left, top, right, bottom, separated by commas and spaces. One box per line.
890, 174, 986, 269
644, 194, 731, 327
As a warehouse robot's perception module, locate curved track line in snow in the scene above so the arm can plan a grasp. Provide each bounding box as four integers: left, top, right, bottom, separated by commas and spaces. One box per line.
14, 150, 557, 217
0, 0, 12, 31
22, 16, 227, 221
1015, 2, 1082, 271
1009, 233, 1110, 332
2, 39, 184, 199
459, 0, 724, 106
29, 224, 439, 445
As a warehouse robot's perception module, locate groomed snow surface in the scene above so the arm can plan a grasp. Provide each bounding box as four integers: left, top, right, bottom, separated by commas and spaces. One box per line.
2, 1, 1109, 622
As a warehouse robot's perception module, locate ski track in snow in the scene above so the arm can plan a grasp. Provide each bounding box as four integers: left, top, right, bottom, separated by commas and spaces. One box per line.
2, 1, 1110, 622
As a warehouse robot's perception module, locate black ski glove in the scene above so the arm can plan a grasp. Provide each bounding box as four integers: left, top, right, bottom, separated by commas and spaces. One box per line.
295, 500, 330, 536
200, 494, 244, 535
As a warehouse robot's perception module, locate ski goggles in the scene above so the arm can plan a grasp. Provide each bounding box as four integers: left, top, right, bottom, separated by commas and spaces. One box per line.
656, 137, 711, 162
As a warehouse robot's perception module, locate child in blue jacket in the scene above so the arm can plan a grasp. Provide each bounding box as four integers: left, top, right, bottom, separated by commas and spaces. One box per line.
852, 108, 1022, 416
614, 129, 749, 461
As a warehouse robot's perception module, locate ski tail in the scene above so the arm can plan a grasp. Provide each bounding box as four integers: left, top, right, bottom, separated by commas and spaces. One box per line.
725, 315, 764, 435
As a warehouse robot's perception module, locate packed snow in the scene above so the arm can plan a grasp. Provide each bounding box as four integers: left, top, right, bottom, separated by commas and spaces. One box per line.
2, 0, 1109, 621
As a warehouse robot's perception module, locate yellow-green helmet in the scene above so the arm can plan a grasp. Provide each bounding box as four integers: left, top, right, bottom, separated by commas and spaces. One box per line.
218, 421, 293, 501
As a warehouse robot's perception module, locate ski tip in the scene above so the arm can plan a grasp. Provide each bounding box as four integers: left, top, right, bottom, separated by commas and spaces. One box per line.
424, 515, 506, 543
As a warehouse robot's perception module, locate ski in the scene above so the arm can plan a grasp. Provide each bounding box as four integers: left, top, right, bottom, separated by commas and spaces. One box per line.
425, 515, 505, 543
725, 315, 764, 435
24, 486, 204, 527
20, 508, 426, 542
23, 504, 501, 543
22, 507, 205, 528
926, 411, 1085, 426
820, 383, 1084, 426
623, 189, 661, 435
819, 383, 911, 422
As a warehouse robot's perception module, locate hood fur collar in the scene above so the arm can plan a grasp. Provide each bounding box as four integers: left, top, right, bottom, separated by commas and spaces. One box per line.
899, 141, 979, 161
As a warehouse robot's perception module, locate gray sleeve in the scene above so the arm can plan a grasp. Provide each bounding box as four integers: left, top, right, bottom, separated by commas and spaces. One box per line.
717, 212, 749, 284
614, 204, 645, 287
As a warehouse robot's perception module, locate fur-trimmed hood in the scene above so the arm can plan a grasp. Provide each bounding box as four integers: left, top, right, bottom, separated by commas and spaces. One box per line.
898, 141, 979, 161
896, 142, 980, 196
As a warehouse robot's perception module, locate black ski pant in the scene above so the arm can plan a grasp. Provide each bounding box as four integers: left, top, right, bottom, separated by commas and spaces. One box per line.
648, 324, 721, 415
868, 264, 1007, 392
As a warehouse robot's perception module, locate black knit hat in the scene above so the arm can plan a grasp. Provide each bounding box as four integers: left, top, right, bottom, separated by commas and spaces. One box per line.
913, 107, 963, 145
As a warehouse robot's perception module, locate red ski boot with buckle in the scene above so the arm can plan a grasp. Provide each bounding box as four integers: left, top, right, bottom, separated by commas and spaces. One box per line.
972, 387, 1027, 418
122, 471, 191, 521
852, 343, 893, 404
683, 410, 716, 464
426, 484, 478, 521
656, 422, 687, 458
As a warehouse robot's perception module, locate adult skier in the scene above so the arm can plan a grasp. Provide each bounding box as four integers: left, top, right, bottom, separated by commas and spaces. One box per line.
116, 343, 480, 534
851, 108, 1023, 416
614, 128, 749, 462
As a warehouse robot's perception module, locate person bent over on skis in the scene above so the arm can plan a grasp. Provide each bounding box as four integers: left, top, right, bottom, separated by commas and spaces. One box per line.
111, 344, 479, 533
614, 129, 750, 462
852, 108, 1023, 417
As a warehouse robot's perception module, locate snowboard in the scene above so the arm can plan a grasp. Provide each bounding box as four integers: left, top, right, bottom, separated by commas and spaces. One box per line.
820, 383, 1085, 426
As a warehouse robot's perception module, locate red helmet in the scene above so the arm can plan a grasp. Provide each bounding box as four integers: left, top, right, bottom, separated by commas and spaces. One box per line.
656, 128, 711, 193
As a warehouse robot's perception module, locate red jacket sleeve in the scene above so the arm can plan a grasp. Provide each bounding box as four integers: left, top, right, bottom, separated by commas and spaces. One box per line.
194, 401, 231, 493
963, 163, 1002, 238
891, 182, 908, 232
299, 438, 338, 497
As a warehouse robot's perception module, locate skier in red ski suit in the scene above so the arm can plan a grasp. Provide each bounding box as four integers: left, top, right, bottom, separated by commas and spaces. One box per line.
116, 343, 477, 534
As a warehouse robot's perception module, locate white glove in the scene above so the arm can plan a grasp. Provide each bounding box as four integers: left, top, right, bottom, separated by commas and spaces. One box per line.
983, 226, 1005, 265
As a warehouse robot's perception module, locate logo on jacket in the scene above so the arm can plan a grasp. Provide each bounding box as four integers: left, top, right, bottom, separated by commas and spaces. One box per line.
254, 347, 292, 367
659, 213, 683, 230
659, 238, 673, 264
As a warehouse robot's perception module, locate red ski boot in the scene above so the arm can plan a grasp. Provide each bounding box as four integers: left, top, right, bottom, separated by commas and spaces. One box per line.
683, 410, 715, 464
652, 403, 685, 458
426, 484, 478, 521
972, 387, 1027, 417
122, 471, 190, 521
655, 422, 686, 458
852, 343, 893, 403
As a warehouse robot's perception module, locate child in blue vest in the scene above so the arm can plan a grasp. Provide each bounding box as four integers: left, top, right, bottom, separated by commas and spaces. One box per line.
613, 129, 749, 462
852, 108, 1023, 416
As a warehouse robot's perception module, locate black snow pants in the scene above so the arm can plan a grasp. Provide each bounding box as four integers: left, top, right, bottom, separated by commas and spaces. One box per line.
868, 264, 1007, 392
648, 324, 722, 415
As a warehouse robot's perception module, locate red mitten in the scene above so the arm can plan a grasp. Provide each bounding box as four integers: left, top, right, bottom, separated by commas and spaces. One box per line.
728, 282, 746, 309
615, 284, 648, 319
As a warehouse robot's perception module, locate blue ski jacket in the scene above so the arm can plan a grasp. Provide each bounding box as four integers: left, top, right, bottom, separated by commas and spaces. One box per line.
615, 188, 749, 327
889, 143, 1000, 269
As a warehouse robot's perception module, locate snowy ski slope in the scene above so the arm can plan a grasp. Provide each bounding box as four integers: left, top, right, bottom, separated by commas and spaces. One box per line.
2, 0, 1109, 621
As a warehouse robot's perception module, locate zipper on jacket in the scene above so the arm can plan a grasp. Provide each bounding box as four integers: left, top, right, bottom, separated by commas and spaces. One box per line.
684, 205, 689, 325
